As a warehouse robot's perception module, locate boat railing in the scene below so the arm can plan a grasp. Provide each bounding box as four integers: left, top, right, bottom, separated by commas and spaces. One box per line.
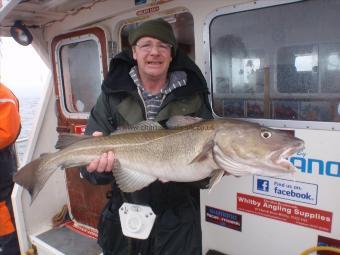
16, 137, 29, 144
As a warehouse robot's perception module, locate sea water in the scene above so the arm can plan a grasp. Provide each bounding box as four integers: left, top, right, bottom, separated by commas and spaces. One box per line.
16, 97, 41, 166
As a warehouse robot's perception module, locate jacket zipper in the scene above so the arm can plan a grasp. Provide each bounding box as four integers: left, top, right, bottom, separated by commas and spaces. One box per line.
136, 87, 147, 120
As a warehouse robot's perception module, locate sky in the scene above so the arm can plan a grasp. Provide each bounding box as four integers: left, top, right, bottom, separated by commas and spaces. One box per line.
0, 37, 49, 98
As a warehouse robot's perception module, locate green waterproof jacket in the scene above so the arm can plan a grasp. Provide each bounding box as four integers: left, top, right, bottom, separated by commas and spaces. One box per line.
81, 49, 212, 255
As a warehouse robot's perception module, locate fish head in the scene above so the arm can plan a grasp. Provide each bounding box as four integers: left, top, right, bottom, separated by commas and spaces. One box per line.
212, 120, 304, 177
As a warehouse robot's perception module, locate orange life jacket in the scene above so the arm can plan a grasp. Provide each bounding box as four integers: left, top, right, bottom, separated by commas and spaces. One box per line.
0, 83, 21, 150
0, 201, 16, 236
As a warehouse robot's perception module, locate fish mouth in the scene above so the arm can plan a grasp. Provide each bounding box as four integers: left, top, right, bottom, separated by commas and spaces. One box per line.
269, 142, 305, 171
213, 140, 305, 176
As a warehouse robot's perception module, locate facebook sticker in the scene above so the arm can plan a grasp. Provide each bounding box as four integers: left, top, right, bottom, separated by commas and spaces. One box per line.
253, 175, 318, 205
257, 179, 269, 192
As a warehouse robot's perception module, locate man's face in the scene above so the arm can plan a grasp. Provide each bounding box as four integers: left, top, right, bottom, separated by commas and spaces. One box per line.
132, 37, 172, 81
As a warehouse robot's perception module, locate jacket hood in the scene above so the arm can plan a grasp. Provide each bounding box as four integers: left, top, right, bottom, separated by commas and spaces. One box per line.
101, 49, 209, 97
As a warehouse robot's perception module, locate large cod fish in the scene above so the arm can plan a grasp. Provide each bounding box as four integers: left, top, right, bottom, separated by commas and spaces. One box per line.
14, 116, 304, 202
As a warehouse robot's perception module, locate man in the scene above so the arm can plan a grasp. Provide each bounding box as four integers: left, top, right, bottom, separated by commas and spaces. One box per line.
0, 82, 21, 255
81, 18, 212, 255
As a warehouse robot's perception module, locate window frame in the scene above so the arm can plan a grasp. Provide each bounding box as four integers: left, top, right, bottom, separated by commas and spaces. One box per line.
51, 27, 108, 120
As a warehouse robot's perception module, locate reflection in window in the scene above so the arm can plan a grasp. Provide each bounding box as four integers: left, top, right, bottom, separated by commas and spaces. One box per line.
277, 45, 318, 93
211, 33, 265, 96
60, 40, 102, 113
320, 44, 340, 93
223, 100, 244, 118
327, 53, 340, 70
273, 100, 299, 120
300, 101, 333, 121
209, 0, 340, 122
295, 55, 314, 72
231, 57, 261, 93
244, 58, 261, 83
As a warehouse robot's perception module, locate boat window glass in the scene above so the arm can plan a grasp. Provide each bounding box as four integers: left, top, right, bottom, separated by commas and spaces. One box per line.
209, 0, 340, 122
120, 12, 195, 60
59, 39, 102, 113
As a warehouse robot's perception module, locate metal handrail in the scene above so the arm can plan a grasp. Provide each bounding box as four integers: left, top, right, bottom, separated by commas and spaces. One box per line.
16, 137, 29, 143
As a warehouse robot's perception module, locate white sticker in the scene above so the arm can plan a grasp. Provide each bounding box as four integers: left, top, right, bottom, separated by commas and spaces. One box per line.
253, 175, 318, 205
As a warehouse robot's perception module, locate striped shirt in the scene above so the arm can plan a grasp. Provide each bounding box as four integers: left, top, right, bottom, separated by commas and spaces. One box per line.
129, 66, 187, 120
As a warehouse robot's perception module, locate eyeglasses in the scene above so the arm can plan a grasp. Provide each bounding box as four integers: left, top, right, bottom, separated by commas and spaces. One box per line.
135, 42, 172, 53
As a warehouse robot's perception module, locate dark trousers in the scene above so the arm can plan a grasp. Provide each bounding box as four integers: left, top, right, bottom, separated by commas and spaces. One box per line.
0, 146, 20, 255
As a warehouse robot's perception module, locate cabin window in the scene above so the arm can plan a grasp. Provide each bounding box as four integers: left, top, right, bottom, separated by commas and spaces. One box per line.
59, 39, 102, 113
120, 12, 195, 60
209, 0, 340, 123
53, 28, 108, 120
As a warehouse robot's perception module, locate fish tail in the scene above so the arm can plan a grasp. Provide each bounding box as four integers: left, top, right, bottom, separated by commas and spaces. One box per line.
13, 153, 59, 204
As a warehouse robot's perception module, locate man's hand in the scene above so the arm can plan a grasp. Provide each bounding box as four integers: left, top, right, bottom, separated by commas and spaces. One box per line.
86, 131, 115, 173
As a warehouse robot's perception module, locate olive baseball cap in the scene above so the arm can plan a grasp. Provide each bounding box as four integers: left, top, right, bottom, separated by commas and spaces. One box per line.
128, 18, 177, 56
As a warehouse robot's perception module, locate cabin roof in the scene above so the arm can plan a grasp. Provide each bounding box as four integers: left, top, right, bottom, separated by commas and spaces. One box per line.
0, 0, 97, 36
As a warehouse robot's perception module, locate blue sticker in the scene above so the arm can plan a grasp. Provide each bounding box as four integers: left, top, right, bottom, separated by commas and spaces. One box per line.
205, 206, 242, 231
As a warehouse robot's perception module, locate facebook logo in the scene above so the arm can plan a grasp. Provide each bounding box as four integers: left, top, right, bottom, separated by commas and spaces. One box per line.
257, 179, 269, 192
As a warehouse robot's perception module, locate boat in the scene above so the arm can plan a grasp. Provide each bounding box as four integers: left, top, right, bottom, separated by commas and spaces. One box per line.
1, 0, 339, 254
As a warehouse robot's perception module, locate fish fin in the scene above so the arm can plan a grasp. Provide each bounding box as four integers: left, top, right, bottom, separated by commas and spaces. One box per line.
112, 121, 164, 135
13, 153, 58, 204
190, 140, 214, 164
166, 115, 204, 128
113, 168, 156, 192
207, 169, 225, 191
112, 158, 121, 171
55, 133, 91, 150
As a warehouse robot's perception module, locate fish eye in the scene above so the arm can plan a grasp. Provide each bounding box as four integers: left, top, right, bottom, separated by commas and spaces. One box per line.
261, 130, 272, 139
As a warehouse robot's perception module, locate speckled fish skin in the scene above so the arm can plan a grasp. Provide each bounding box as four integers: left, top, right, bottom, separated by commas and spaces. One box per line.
13, 117, 304, 203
